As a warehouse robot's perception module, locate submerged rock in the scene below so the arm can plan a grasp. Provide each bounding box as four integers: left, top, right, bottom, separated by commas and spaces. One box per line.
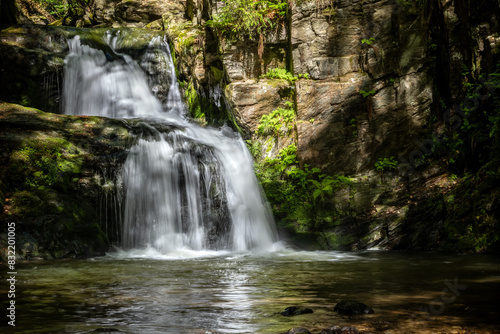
286, 328, 311, 334
333, 300, 374, 316
279, 306, 314, 316
319, 326, 360, 334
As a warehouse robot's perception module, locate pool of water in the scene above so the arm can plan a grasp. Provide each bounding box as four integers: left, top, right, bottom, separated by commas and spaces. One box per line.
3, 247, 500, 333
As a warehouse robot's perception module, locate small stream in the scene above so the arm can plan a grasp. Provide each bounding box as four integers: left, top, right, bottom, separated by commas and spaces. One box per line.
4, 249, 500, 333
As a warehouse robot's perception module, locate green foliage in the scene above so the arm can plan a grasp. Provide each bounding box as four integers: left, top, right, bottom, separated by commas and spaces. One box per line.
374, 156, 398, 172
257, 101, 295, 137
349, 118, 357, 138
176, 34, 197, 54
361, 37, 375, 45
434, 65, 500, 172
255, 144, 353, 231
488, 68, 500, 143
33, 0, 89, 19
183, 81, 206, 123
206, 0, 287, 41
359, 89, 376, 98
441, 172, 500, 253
261, 68, 298, 83
9, 138, 82, 191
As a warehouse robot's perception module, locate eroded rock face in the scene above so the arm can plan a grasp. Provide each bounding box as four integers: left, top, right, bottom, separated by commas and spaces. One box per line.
0, 25, 68, 113
291, 0, 433, 175
90, 0, 185, 28
0, 102, 132, 259
225, 80, 291, 135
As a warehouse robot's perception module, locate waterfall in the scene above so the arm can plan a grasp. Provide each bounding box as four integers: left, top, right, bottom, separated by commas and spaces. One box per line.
63, 29, 277, 252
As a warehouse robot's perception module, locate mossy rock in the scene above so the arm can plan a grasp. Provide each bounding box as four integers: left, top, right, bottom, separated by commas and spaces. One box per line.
0, 102, 131, 259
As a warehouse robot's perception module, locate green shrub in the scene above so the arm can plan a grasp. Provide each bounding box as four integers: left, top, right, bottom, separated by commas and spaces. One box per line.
255, 144, 353, 231
206, 0, 287, 41
257, 101, 295, 137
361, 37, 375, 45
33, 0, 89, 19
359, 89, 375, 98
374, 156, 398, 172
261, 68, 298, 83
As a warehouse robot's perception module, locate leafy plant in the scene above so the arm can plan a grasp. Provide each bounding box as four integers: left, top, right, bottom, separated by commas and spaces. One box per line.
374, 156, 399, 172
359, 89, 376, 98
349, 118, 357, 138
361, 37, 375, 45
254, 143, 353, 231
257, 101, 295, 137
261, 68, 297, 83
206, 0, 287, 41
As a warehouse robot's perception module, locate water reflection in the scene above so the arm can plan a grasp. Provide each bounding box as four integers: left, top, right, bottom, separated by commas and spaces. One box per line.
4, 250, 499, 333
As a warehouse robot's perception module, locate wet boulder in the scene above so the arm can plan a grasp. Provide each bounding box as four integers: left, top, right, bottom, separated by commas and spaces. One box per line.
280, 306, 314, 316
333, 300, 374, 315
319, 326, 360, 334
286, 328, 311, 334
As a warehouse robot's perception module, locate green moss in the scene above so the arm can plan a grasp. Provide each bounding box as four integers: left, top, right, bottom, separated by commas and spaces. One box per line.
318, 231, 355, 250
8, 136, 83, 191
210, 66, 224, 82
183, 81, 207, 123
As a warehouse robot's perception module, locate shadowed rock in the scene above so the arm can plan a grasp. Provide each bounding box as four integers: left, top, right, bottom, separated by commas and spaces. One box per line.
280, 306, 314, 316
333, 300, 374, 315
319, 325, 361, 334
286, 328, 311, 334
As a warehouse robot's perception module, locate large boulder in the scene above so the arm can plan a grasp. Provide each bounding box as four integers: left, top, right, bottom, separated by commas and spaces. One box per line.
0, 102, 132, 259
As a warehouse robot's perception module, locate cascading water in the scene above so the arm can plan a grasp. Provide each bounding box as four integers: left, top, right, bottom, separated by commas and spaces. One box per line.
63, 29, 277, 252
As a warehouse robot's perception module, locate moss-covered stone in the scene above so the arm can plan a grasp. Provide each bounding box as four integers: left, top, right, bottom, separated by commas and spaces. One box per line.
0, 101, 132, 259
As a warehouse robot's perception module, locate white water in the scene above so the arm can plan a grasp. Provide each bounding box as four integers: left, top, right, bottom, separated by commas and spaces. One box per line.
63, 30, 278, 253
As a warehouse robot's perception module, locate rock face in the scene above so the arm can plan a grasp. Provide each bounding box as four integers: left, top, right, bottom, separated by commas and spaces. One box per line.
90, 0, 185, 28
225, 80, 291, 134
292, 0, 433, 175
199, 0, 500, 252
0, 25, 68, 113
0, 102, 132, 259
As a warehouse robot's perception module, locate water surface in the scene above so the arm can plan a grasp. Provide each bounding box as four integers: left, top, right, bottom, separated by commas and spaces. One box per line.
4, 249, 500, 333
